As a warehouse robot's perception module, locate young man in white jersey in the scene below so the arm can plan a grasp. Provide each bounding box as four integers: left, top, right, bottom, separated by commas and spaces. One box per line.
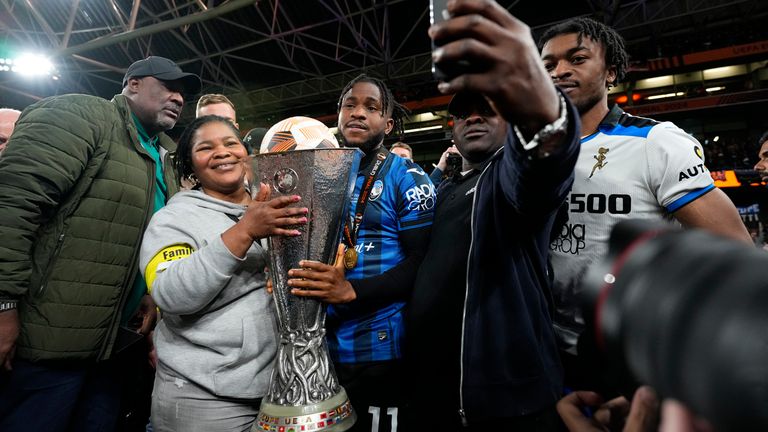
539, 18, 751, 392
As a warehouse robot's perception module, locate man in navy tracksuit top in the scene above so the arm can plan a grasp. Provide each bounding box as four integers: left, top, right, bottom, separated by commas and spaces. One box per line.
405, 1, 580, 430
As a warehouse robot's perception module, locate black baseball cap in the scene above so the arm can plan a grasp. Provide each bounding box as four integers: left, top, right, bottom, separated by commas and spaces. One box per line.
122, 56, 202, 95
447, 92, 496, 118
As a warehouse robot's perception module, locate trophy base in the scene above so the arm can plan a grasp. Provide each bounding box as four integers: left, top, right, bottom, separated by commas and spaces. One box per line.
253, 389, 356, 432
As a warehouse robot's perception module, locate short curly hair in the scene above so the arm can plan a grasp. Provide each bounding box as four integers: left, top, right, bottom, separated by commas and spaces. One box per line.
196, 93, 235, 116
538, 17, 629, 84
390, 141, 412, 155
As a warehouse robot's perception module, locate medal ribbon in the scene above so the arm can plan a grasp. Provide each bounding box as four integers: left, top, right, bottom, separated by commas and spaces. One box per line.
343, 146, 389, 250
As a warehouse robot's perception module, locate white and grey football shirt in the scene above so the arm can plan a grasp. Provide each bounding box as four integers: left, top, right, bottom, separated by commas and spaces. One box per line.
550, 105, 714, 353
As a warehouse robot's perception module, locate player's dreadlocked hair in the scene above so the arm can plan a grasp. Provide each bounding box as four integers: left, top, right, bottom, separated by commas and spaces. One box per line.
538, 17, 629, 85
337, 73, 408, 138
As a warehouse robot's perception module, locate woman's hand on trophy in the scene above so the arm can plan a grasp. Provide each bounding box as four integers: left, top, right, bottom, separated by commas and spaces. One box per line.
222, 183, 308, 258
287, 245, 357, 304
242, 182, 308, 239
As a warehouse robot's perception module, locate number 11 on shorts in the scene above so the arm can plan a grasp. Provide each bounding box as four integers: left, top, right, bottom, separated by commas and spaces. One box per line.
368, 406, 398, 432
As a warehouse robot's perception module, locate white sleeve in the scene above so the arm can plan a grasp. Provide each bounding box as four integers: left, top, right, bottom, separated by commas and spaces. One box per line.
646, 122, 715, 212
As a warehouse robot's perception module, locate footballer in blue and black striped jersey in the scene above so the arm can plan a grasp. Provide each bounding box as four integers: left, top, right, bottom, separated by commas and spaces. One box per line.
286, 75, 434, 432
327, 150, 435, 364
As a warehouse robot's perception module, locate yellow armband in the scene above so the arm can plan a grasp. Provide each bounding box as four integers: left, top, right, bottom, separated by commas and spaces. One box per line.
144, 243, 195, 293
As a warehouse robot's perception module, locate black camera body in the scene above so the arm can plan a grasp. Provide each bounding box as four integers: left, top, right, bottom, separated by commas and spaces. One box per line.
580, 220, 768, 430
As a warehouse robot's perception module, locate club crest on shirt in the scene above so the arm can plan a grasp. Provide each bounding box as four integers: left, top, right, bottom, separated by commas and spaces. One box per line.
589, 147, 609, 178
370, 180, 384, 201
694, 145, 703, 160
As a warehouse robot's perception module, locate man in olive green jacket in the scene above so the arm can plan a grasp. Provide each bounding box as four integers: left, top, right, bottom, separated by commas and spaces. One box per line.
0, 56, 200, 431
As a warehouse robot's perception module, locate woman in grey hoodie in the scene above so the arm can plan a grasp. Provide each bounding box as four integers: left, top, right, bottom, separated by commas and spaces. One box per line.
139, 115, 308, 432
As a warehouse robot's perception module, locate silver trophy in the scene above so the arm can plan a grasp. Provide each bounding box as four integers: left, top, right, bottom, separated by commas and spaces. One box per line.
251, 148, 362, 432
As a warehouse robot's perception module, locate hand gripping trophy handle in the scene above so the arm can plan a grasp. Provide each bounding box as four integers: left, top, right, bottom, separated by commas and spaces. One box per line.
252, 148, 361, 432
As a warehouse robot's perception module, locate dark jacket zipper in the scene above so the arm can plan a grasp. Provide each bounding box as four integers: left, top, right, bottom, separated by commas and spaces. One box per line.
97, 123, 157, 361
458, 147, 502, 427
38, 233, 66, 295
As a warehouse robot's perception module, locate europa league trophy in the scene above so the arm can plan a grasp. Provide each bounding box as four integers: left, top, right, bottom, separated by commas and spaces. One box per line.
251, 148, 362, 432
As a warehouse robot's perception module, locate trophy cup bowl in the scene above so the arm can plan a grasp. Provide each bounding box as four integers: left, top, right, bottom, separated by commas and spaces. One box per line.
251, 148, 361, 432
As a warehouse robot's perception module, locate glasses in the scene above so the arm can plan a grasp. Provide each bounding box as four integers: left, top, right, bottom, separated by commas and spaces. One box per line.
449, 104, 497, 120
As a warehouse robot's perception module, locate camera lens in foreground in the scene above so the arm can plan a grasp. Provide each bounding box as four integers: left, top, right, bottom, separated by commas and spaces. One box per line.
581, 220, 768, 431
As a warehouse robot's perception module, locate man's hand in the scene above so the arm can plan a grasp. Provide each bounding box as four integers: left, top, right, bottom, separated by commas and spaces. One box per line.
147, 330, 158, 369
287, 244, 357, 304
135, 294, 158, 336
557, 387, 659, 432
659, 400, 714, 432
265, 267, 273, 294
623, 387, 660, 432
429, 0, 560, 132
0, 309, 19, 371
436, 145, 461, 171
558, 390, 616, 432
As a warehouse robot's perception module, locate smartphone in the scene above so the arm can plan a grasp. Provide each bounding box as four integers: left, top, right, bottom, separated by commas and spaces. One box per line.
445, 153, 464, 178
430, 0, 470, 81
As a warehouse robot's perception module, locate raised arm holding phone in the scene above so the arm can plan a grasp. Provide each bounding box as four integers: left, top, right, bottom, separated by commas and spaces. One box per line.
404, 1, 581, 430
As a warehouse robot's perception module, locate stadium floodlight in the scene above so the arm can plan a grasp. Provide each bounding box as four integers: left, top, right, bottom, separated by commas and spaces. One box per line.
0, 53, 58, 79
12, 53, 54, 76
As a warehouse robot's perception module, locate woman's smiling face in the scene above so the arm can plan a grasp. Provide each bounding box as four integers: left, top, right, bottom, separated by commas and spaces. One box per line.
191, 120, 249, 202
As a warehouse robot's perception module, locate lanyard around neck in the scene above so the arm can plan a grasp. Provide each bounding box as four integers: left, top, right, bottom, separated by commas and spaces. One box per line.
343, 146, 389, 248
